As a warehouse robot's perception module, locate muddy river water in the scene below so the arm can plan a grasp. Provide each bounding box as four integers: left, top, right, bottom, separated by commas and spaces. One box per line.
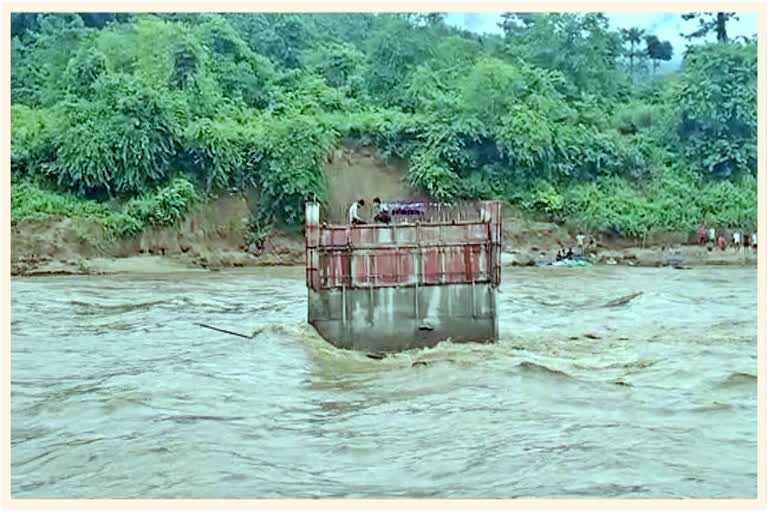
11, 266, 757, 498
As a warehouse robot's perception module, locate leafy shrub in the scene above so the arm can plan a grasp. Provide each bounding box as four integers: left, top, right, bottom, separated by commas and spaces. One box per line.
302, 41, 366, 88
673, 42, 757, 178
64, 46, 108, 98
12, 177, 200, 239
407, 147, 462, 201
529, 181, 565, 217
183, 118, 247, 191
11, 180, 112, 225
50, 74, 180, 196
562, 177, 651, 236
257, 114, 337, 224
558, 170, 756, 236
10, 105, 59, 177
123, 176, 199, 227
244, 207, 273, 251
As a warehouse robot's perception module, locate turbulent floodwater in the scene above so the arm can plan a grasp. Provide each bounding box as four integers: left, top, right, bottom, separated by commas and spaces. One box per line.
11, 266, 757, 498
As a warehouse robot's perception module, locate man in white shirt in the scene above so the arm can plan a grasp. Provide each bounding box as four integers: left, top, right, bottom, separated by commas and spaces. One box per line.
733, 230, 741, 251
349, 198, 365, 225
576, 232, 585, 255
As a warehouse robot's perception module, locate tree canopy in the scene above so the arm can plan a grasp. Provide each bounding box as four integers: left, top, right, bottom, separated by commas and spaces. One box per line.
10, 12, 758, 237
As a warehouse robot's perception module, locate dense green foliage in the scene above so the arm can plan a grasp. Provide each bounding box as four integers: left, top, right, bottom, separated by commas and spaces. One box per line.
11, 179, 114, 226
11, 177, 199, 238
10, 12, 758, 238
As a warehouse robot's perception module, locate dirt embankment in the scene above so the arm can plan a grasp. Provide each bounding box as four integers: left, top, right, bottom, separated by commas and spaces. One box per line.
11, 144, 414, 277
324, 144, 416, 223
11, 192, 307, 277
11, 144, 756, 277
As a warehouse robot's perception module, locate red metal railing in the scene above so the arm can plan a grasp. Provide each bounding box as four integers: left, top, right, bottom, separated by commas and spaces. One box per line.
305, 201, 502, 291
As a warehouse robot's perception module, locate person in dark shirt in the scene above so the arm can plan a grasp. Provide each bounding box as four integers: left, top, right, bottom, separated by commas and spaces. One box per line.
372, 197, 391, 224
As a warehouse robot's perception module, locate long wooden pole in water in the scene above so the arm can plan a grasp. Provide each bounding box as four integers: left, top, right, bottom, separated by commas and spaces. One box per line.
195, 323, 252, 339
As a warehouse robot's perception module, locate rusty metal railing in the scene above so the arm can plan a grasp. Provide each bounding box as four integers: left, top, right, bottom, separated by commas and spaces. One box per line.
305, 200, 503, 292
323, 201, 487, 225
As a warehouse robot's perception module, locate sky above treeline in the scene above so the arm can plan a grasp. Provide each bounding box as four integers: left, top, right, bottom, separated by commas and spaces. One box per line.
443, 12, 759, 69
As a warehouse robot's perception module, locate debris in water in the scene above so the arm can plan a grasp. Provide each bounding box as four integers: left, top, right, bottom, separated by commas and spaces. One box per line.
196, 323, 252, 339
612, 379, 633, 387
584, 333, 601, 340
602, 291, 643, 308
366, 352, 387, 360
412, 361, 430, 367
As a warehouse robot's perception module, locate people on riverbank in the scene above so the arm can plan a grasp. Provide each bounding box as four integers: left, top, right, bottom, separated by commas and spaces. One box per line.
576, 232, 585, 255
586, 238, 597, 257
562, 224, 756, 266
552, 233, 597, 263
699, 224, 755, 253
697, 224, 707, 245
717, 234, 727, 251
555, 246, 579, 262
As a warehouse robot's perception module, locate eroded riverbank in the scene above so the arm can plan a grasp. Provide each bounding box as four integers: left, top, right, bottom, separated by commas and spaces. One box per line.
12, 243, 757, 277
11, 214, 757, 277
